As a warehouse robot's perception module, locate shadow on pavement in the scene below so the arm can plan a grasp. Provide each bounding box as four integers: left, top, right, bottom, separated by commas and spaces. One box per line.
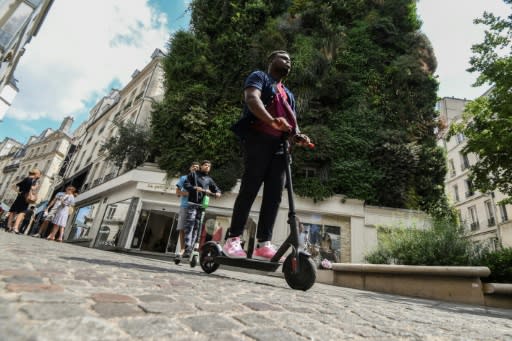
59, 256, 204, 278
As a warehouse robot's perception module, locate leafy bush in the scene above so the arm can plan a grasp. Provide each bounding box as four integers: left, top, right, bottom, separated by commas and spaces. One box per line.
365, 219, 512, 283
365, 219, 486, 266
476, 248, 512, 283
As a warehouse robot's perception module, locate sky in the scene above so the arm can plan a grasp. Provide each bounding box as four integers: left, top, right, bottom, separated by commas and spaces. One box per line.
0, 0, 510, 144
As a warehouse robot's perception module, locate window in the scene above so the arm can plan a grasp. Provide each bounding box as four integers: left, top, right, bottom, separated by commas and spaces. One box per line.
465, 179, 474, 198
106, 205, 117, 220
485, 200, 496, 227
456, 132, 465, 144
0, 1, 33, 50
468, 206, 479, 231
460, 153, 470, 170
448, 159, 456, 177
453, 185, 460, 202
499, 204, 509, 222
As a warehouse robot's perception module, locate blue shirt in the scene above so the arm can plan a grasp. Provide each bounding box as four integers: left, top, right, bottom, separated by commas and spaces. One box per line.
176, 175, 189, 208
231, 70, 296, 138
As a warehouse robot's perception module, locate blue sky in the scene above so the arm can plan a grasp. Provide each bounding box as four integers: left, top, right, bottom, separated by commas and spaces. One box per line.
0, 0, 510, 144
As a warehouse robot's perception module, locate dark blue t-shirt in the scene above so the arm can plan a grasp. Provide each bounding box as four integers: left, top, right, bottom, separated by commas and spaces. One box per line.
231, 70, 296, 138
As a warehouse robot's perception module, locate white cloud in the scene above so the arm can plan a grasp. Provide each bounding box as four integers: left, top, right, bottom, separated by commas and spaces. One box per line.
417, 0, 510, 99
7, 0, 170, 121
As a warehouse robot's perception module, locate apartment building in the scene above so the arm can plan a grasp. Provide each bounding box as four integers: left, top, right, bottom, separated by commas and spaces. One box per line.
0, 116, 74, 207
0, 0, 54, 120
437, 96, 512, 248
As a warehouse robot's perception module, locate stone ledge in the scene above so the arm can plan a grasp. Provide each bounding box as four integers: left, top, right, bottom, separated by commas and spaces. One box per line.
330, 263, 490, 306
483, 283, 512, 309
332, 263, 490, 277
482, 282, 512, 294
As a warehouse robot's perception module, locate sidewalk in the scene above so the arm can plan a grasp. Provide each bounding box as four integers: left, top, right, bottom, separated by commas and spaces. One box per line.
0, 232, 511, 340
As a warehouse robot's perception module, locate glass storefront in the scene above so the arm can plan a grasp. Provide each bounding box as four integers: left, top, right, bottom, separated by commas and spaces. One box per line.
131, 207, 230, 254
94, 198, 134, 248
67, 201, 101, 241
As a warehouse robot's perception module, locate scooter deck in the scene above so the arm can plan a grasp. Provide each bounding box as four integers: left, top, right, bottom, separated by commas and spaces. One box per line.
215, 256, 281, 272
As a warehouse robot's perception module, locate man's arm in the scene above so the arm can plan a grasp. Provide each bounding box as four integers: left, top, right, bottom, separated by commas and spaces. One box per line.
245, 87, 291, 132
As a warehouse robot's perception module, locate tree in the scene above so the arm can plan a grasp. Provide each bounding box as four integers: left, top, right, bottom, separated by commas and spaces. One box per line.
151, 0, 448, 215
451, 2, 512, 203
100, 121, 152, 173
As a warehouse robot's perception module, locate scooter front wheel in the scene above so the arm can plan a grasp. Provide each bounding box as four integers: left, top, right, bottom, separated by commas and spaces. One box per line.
200, 242, 220, 274
283, 253, 317, 291
190, 254, 198, 268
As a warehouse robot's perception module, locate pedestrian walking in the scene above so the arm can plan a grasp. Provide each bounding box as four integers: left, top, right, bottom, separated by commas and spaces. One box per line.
7, 168, 41, 234
46, 186, 77, 241
31, 191, 65, 238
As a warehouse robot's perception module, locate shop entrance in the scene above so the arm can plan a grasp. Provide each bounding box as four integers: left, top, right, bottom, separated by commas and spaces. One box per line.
131, 209, 178, 253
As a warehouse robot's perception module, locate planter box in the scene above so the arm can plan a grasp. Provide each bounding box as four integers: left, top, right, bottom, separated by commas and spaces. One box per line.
331, 263, 490, 306
483, 283, 512, 309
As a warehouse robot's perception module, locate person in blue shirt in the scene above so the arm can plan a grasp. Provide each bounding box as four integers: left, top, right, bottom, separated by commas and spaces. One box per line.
175, 162, 200, 256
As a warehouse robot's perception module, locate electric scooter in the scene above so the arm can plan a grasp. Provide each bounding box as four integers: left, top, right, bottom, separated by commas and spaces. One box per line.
199, 135, 317, 291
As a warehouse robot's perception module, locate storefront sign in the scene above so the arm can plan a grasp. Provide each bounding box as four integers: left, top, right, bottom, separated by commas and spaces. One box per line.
137, 182, 175, 193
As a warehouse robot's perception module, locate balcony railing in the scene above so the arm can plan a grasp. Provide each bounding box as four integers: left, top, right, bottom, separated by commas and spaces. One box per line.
487, 217, 496, 227
470, 222, 480, 231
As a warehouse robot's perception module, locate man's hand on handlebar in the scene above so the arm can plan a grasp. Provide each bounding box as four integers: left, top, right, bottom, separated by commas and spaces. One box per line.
194, 187, 221, 198
293, 134, 314, 149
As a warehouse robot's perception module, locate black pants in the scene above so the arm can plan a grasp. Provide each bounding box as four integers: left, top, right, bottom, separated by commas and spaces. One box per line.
229, 131, 286, 242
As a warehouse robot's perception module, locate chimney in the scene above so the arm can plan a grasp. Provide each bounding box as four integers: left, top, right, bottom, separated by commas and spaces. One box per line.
59, 116, 74, 133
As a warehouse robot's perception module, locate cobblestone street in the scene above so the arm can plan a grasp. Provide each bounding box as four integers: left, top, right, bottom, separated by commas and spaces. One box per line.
0, 232, 511, 340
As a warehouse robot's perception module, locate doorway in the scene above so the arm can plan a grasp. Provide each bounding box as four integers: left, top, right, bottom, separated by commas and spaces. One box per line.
131, 209, 177, 253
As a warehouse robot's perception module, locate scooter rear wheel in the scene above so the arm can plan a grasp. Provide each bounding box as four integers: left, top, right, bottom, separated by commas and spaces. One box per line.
283, 254, 317, 291
200, 242, 220, 274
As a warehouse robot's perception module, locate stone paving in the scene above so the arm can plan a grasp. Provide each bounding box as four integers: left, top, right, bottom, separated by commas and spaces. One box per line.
0, 232, 511, 341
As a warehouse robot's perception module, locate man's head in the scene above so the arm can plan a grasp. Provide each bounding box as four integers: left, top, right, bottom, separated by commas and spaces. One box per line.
199, 160, 212, 173
189, 161, 200, 173
268, 50, 291, 79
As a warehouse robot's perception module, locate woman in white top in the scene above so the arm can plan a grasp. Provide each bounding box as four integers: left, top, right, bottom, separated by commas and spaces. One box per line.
47, 186, 77, 241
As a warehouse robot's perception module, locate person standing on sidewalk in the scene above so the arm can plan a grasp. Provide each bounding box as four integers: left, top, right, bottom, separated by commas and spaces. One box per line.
225, 50, 311, 260
31, 191, 66, 238
7, 168, 41, 234
46, 186, 77, 241
175, 161, 200, 256
182, 160, 221, 258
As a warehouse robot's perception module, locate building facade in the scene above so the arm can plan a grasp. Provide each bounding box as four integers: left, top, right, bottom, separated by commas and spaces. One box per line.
52, 49, 430, 264
437, 96, 512, 248
0, 0, 54, 120
0, 116, 74, 208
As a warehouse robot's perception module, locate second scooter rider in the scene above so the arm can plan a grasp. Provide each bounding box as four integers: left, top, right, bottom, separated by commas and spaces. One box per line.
182, 160, 221, 258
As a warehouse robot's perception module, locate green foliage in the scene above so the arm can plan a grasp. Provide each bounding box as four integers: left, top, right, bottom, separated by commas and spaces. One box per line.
100, 121, 151, 171
477, 247, 512, 283
365, 219, 485, 266
449, 5, 512, 204
151, 0, 448, 215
